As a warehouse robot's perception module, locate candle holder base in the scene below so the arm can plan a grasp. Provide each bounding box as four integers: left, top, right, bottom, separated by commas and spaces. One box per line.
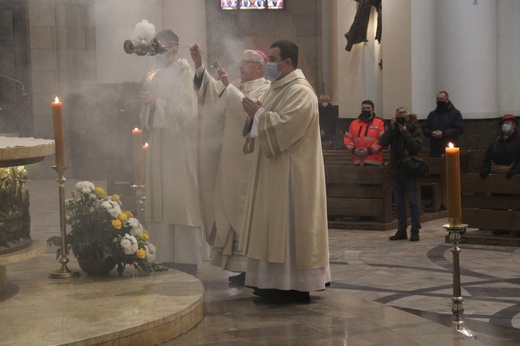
451, 319, 477, 338
49, 267, 80, 279
445, 224, 476, 339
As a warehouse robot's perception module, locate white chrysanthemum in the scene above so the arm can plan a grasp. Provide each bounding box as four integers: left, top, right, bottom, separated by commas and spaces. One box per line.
145, 243, 156, 263
126, 218, 143, 237
120, 234, 138, 255
99, 200, 122, 218
73, 181, 95, 197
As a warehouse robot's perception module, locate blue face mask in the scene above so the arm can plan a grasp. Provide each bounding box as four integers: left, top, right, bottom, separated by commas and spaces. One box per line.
502, 123, 512, 134
264, 62, 281, 80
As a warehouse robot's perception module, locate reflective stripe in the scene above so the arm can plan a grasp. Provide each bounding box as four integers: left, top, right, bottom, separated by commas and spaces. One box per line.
363, 159, 382, 166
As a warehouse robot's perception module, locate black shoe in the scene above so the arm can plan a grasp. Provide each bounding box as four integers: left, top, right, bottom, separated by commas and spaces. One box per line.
410, 229, 420, 241
254, 290, 310, 304
389, 231, 407, 241
228, 272, 246, 285
253, 288, 279, 298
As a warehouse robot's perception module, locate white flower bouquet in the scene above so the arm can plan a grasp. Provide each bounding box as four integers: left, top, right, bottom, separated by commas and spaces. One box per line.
48, 181, 165, 274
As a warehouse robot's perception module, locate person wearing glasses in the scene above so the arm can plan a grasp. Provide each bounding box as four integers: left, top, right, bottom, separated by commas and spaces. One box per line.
422, 90, 464, 157
190, 45, 270, 285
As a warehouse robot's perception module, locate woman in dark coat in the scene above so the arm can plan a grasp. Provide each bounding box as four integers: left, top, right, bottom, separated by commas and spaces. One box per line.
480, 114, 520, 179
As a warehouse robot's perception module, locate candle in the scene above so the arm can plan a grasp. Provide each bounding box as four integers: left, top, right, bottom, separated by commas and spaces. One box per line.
51, 97, 66, 168
142, 142, 148, 184
132, 128, 144, 186
445, 143, 462, 226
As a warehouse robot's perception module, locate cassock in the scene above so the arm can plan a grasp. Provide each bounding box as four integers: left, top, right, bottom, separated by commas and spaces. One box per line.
195, 66, 270, 271
239, 69, 331, 291
142, 58, 208, 264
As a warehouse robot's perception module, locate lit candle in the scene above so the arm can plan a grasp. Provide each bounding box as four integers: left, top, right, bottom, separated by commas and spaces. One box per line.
445, 143, 462, 226
51, 97, 66, 168
132, 128, 144, 186
142, 142, 148, 184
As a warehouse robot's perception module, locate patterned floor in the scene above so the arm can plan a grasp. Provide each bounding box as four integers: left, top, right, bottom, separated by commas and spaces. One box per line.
14, 179, 520, 344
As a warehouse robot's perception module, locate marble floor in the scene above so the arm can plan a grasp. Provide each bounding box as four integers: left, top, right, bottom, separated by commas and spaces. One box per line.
3, 179, 520, 345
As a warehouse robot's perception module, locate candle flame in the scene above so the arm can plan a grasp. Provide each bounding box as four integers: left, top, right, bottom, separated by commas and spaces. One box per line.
448, 142, 454, 149
134, 127, 139, 131
143, 142, 149, 148
54, 97, 59, 103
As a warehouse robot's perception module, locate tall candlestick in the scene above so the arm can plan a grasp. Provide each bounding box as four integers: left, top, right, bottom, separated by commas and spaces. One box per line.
51, 97, 66, 168
132, 128, 144, 186
445, 143, 462, 226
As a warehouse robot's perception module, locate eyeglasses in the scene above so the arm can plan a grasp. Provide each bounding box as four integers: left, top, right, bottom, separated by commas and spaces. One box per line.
239, 59, 260, 67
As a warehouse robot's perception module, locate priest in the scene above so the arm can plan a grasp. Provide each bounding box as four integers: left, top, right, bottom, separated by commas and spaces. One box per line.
240, 40, 331, 304
190, 44, 270, 284
139, 30, 208, 273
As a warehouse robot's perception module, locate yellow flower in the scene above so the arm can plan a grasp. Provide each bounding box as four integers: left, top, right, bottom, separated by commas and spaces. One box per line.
118, 213, 128, 222
65, 215, 71, 220
136, 248, 146, 259
112, 219, 122, 229
124, 210, 133, 218
94, 187, 107, 198
141, 229, 149, 241
111, 194, 120, 202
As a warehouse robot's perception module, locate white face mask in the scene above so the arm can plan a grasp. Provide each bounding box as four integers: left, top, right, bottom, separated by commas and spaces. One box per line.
502, 123, 513, 134
264, 61, 282, 80
321, 103, 329, 107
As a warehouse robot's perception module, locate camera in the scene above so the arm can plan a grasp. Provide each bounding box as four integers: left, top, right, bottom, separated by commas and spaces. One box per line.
396, 117, 406, 126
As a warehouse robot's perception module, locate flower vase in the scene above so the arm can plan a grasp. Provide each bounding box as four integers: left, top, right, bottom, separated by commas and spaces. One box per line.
77, 258, 116, 276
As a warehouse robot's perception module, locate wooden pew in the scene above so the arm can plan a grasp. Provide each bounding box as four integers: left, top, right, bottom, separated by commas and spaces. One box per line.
325, 163, 394, 230
323, 150, 443, 211
458, 172, 520, 246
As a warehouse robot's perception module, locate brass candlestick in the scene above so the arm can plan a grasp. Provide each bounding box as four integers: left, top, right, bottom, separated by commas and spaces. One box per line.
444, 223, 476, 338
49, 166, 80, 278
131, 184, 146, 224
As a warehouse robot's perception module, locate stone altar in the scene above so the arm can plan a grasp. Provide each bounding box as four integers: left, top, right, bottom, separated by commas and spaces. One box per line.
0, 136, 54, 293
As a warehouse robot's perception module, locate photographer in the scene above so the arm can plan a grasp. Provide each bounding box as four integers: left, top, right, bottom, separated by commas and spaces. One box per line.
379, 107, 423, 241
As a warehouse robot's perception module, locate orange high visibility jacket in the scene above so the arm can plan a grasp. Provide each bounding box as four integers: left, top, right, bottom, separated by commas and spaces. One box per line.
344, 117, 385, 166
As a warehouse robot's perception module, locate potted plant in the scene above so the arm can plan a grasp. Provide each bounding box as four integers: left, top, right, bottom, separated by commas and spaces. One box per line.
48, 181, 166, 275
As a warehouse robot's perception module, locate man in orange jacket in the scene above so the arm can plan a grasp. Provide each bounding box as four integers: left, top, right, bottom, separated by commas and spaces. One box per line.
344, 100, 385, 166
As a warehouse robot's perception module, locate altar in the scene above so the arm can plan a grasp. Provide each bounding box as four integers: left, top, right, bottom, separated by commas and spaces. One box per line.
0, 136, 55, 293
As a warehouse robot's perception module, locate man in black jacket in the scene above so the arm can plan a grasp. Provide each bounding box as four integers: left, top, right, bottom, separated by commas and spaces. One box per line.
422, 91, 464, 157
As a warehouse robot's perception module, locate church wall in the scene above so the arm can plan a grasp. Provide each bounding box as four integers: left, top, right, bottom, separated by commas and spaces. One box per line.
498, 0, 520, 115
16, 0, 520, 180
204, 0, 322, 92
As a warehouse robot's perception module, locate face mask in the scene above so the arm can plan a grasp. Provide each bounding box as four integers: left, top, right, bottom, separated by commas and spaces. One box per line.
436, 100, 446, 108
502, 123, 512, 134
360, 110, 372, 119
321, 103, 329, 107
264, 62, 282, 80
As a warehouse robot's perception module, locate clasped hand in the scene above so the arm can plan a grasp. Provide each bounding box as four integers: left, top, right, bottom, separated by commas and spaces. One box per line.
242, 97, 262, 118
